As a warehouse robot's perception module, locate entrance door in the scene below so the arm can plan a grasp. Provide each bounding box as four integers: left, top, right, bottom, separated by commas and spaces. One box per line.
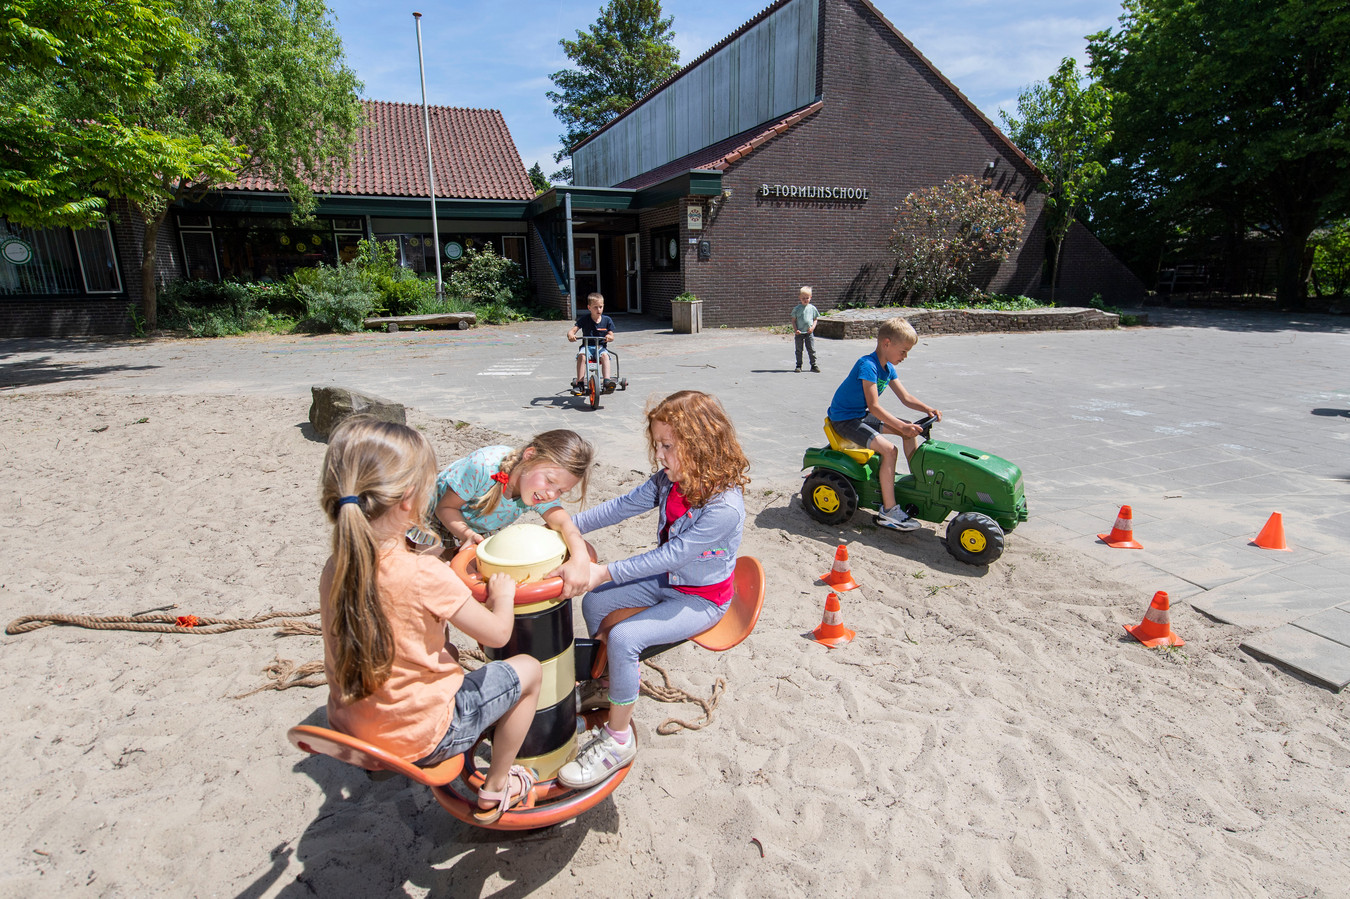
572, 233, 600, 311
624, 233, 641, 313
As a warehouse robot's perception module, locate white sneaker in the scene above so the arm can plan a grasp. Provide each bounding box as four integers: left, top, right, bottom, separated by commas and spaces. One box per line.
557, 727, 636, 789
877, 504, 920, 531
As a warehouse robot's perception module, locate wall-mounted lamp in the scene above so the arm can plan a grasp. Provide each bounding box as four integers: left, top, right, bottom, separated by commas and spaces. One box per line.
984, 160, 997, 177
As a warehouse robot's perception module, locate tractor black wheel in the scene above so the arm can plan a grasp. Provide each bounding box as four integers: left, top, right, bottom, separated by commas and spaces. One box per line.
944, 512, 1005, 565
801, 470, 858, 526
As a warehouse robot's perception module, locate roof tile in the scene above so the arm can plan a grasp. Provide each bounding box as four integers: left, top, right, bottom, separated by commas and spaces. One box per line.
229, 100, 533, 200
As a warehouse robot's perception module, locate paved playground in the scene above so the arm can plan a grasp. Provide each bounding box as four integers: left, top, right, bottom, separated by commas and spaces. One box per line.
3, 307, 1348, 687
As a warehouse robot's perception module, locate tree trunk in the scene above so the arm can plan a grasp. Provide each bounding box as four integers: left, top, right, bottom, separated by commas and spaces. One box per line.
1050, 233, 1064, 305
139, 211, 165, 330
1275, 228, 1313, 311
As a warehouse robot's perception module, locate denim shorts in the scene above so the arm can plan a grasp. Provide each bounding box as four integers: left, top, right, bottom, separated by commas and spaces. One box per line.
577, 346, 610, 362
415, 660, 522, 766
829, 414, 884, 448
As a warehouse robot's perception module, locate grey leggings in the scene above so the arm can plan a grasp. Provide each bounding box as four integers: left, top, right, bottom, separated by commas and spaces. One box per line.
582, 576, 726, 705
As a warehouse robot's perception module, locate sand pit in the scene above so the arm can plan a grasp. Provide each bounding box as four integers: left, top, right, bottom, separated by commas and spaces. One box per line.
1, 391, 1346, 897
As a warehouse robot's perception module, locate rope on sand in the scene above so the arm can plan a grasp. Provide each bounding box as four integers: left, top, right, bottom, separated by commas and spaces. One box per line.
640, 659, 725, 735
4, 609, 320, 636
235, 658, 327, 698
254, 645, 726, 735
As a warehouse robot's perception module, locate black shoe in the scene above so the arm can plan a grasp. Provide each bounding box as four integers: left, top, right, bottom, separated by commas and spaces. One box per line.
811, 365, 821, 373
794, 366, 802, 373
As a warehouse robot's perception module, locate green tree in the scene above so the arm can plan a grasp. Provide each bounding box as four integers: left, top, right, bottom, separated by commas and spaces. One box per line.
546, 0, 680, 183
890, 175, 1026, 304
1001, 58, 1113, 302
528, 162, 551, 194
1089, 0, 1350, 308
0, 0, 238, 228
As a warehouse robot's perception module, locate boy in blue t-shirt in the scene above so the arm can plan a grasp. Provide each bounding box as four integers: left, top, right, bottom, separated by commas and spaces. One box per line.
567, 292, 615, 390
826, 317, 941, 531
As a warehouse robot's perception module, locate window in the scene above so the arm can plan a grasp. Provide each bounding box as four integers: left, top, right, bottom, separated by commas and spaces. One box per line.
651, 225, 680, 271
0, 219, 123, 297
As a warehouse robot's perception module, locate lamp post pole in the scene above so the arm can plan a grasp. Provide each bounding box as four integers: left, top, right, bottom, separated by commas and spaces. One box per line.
413, 12, 444, 300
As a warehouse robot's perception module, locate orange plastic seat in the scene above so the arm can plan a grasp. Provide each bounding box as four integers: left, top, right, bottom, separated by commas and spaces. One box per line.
288, 724, 465, 787
589, 556, 765, 678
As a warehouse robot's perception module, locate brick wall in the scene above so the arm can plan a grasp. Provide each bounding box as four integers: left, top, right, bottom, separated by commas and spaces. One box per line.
638, 204, 685, 320
528, 224, 570, 316
645, 0, 1142, 326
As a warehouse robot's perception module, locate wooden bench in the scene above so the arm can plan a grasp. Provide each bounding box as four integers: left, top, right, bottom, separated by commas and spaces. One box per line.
363, 312, 476, 332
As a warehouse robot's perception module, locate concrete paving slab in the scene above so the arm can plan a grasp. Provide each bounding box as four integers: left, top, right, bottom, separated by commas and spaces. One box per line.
1293, 607, 1350, 649
1240, 626, 1350, 691
1192, 570, 1343, 628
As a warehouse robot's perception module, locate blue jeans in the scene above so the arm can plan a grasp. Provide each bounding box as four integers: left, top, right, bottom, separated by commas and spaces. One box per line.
583, 576, 726, 705
415, 660, 521, 766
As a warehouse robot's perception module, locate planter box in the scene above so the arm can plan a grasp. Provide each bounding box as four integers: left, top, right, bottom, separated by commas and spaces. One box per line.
672, 301, 703, 334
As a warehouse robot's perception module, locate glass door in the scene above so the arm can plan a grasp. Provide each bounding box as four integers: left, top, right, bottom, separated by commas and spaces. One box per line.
624, 233, 641, 313
572, 233, 600, 309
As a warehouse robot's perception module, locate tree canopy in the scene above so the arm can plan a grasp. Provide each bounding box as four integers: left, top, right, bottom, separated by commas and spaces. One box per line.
528, 162, 550, 195
1088, 0, 1350, 307
2, 0, 363, 327
546, 0, 680, 182
1001, 58, 1113, 301
0, 0, 238, 228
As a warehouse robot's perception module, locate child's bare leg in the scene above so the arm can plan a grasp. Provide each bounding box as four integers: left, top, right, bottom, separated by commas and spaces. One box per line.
481, 655, 541, 801
575, 354, 585, 383
601, 353, 612, 380
605, 702, 635, 734
869, 435, 899, 509
901, 433, 918, 460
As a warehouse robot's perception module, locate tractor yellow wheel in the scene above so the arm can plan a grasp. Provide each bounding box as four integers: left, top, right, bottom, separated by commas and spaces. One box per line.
812, 485, 841, 514
801, 470, 857, 526
944, 512, 1005, 565
958, 528, 988, 553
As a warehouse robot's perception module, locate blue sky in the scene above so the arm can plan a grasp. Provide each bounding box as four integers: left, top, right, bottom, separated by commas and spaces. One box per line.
325, 0, 1126, 177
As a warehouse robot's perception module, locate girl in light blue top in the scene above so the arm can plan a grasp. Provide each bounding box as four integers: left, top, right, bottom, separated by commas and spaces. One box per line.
433, 430, 594, 598
557, 390, 750, 790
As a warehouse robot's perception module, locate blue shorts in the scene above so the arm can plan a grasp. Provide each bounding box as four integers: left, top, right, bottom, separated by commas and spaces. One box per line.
577, 346, 610, 363
829, 414, 885, 448
415, 660, 522, 766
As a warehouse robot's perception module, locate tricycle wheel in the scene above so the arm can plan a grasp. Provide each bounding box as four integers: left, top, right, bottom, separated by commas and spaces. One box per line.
944, 512, 1005, 565
587, 375, 599, 410
801, 469, 858, 526
619, 378, 628, 390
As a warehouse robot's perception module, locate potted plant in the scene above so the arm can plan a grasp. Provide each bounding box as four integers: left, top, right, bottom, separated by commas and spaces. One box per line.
672, 291, 702, 333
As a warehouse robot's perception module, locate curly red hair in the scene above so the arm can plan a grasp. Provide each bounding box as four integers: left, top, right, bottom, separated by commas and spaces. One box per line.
647, 390, 750, 507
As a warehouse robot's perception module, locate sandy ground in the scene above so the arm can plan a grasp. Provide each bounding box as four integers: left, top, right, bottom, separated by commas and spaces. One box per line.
1, 390, 1347, 898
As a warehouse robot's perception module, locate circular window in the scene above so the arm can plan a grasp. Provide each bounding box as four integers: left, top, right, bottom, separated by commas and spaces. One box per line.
444, 242, 464, 260
1, 238, 34, 265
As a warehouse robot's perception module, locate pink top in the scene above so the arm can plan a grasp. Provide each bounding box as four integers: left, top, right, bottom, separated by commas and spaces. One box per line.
665, 484, 734, 606
321, 547, 472, 761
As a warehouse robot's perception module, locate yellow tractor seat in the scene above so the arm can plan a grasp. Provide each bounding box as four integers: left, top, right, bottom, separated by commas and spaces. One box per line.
823, 418, 875, 464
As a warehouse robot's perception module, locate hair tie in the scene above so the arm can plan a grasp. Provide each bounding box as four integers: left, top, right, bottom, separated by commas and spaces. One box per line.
489, 471, 510, 485
337, 495, 361, 507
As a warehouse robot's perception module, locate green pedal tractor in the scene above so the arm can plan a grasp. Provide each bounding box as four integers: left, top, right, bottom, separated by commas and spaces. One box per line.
800, 415, 1027, 565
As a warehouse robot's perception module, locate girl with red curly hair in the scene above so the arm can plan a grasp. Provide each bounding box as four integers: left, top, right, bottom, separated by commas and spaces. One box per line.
557, 391, 750, 789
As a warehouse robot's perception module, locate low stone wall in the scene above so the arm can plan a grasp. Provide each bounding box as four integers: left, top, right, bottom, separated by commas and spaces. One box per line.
814, 306, 1124, 340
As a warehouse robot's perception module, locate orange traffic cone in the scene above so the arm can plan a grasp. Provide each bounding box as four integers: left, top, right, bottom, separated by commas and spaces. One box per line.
1097, 505, 1143, 549
1124, 591, 1184, 647
1250, 512, 1291, 551
821, 544, 860, 590
811, 592, 856, 648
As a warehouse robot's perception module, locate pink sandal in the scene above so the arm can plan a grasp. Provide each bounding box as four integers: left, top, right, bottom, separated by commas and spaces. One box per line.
473, 765, 536, 824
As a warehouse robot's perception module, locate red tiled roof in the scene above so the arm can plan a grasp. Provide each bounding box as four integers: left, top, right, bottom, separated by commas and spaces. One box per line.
230, 100, 533, 200
614, 101, 824, 191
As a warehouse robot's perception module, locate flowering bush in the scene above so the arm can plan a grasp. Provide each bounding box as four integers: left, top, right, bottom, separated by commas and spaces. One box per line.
890, 175, 1025, 304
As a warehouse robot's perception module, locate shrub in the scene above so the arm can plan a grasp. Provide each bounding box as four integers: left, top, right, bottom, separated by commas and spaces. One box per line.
673, 291, 699, 302
444, 246, 529, 307
1311, 220, 1350, 299
292, 263, 379, 333
158, 279, 283, 337
890, 175, 1026, 304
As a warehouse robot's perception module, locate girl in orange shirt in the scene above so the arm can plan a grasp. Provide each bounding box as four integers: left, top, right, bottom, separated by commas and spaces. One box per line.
318, 415, 541, 823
